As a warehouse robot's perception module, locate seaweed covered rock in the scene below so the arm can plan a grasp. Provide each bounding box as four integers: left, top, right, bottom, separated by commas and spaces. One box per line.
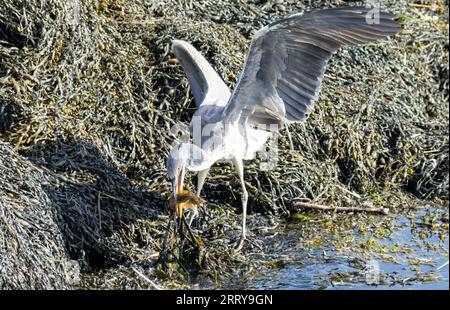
0, 0, 448, 288
0, 143, 73, 289
0, 0, 447, 210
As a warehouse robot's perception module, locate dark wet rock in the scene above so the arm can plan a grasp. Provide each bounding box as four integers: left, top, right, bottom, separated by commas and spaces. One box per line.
0, 143, 72, 289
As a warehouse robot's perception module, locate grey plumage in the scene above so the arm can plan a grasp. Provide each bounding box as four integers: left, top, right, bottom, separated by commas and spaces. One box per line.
168, 6, 400, 250
224, 6, 400, 125
172, 39, 231, 108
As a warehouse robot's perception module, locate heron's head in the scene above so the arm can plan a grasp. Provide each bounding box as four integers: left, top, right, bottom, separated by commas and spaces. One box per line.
167, 142, 205, 201
167, 143, 189, 200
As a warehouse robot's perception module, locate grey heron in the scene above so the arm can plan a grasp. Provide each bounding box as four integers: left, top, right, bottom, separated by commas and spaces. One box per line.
167, 6, 400, 250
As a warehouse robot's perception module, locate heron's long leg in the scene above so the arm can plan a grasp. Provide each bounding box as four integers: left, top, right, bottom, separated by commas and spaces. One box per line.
187, 207, 198, 226
233, 157, 248, 251
284, 123, 294, 151
196, 168, 210, 196
186, 168, 209, 226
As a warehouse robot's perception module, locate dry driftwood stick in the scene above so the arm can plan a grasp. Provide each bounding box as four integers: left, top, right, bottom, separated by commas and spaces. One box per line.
294, 201, 389, 215
132, 267, 163, 290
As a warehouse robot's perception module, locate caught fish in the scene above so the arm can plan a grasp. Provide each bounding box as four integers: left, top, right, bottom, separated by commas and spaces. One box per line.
168, 189, 204, 222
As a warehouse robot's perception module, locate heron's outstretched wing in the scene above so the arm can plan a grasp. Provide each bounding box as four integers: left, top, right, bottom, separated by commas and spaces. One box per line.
172, 40, 231, 107
223, 6, 400, 126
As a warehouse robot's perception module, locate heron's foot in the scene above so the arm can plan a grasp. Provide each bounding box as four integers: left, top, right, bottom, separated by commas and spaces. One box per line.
231, 236, 246, 253
187, 211, 198, 227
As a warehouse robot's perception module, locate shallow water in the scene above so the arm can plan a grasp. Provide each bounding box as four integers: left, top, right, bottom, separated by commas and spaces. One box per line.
234, 207, 449, 290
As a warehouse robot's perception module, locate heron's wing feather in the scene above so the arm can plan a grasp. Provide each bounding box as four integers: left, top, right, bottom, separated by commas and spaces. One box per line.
172, 40, 231, 107
223, 6, 400, 125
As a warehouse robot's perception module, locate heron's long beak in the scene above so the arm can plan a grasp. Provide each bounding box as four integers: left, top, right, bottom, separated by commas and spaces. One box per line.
172, 165, 185, 222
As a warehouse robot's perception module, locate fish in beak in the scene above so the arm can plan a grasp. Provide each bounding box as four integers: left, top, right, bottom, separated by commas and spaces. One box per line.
169, 189, 205, 224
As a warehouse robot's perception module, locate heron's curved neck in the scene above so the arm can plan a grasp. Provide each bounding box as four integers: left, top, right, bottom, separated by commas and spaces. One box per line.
178, 142, 213, 172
